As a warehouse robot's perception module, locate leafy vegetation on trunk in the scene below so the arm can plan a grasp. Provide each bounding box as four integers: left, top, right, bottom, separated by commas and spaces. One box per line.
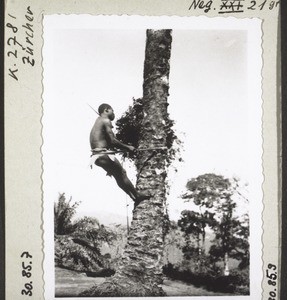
116, 97, 182, 167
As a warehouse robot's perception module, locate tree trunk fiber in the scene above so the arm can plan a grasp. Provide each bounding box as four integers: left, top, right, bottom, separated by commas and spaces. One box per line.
81, 29, 172, 297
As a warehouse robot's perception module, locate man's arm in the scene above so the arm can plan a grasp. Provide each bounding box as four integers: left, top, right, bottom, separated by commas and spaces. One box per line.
104, 120, 134, 152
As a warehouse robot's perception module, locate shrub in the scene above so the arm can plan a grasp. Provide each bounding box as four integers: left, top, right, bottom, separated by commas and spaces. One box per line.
163, 262, 249, 295
163, 259, 220, 288
55, 235, 105, 272
54, 196, 118, 273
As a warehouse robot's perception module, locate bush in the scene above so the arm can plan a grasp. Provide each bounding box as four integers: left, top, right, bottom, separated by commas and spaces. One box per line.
55, 235, 109, 272
163, 262, 249, 295
163, 260, 219, 288
55, 236, 102, 271
54, 195, 118, 273
229, 268, 249, 294
211, 269, 249, 294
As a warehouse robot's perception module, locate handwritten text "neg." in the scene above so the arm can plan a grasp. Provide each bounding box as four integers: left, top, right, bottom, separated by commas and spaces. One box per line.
188, 0, 213, 12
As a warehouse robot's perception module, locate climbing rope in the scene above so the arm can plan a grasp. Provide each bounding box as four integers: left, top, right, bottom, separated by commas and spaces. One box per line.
91, 146, 167, 155
121, 155, 130, 234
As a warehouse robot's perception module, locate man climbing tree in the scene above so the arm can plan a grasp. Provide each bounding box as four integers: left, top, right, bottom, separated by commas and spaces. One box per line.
89, 103, 151, 206
82, 29, 173, 297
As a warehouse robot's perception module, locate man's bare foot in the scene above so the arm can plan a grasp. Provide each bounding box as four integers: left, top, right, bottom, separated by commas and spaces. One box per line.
134, 191, 152, 207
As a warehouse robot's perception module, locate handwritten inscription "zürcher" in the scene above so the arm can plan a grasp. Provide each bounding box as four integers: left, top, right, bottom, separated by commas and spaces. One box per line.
22, 6, 35, 67
6, 6, 35, 81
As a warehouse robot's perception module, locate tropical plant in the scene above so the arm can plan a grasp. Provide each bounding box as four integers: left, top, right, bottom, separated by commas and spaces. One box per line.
72, 216, 117, 255
54, 196, 117, 272
54, 193, 79, 235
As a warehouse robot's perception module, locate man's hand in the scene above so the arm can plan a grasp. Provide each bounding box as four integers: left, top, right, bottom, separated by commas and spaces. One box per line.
127, 145, 135, 152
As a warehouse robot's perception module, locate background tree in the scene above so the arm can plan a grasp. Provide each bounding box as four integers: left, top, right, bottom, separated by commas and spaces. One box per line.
178, 210, 215, 258
209, 212, 249, 270
82, 29, 174, 297
181, 173, 249, 275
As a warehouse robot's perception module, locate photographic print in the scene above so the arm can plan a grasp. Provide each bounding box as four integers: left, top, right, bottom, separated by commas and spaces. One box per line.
42, 15, 262, 298
4, 1, 281, 299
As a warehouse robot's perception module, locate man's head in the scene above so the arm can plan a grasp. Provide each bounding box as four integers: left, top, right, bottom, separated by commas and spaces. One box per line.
98, 103, 115, 121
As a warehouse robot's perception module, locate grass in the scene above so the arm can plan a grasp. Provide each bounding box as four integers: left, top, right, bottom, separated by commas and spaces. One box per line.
55, 266, 233, 297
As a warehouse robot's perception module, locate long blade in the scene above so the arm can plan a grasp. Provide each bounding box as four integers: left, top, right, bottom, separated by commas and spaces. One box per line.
87, 103, 99, 115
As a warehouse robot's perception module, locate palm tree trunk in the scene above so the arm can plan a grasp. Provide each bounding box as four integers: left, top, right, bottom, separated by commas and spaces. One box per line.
81, 29, 172, 297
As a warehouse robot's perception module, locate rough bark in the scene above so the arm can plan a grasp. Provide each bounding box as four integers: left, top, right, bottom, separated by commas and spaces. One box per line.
81, 29, 172, 297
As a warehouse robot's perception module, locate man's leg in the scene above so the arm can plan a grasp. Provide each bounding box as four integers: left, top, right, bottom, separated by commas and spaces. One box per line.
95, 155, 150, 202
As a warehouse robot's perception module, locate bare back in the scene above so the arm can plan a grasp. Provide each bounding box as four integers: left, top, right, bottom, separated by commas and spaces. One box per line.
90, 117, 113, 149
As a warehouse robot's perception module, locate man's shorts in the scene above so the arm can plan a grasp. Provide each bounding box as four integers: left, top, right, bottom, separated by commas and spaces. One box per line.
89, 148, 116, 169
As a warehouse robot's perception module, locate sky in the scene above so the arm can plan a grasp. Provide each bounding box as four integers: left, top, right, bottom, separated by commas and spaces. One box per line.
42, 15, 262, 225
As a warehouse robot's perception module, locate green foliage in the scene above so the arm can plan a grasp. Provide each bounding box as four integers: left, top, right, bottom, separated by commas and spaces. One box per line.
73, 216, 117, 247
115, 98, 144, 152
180, 173, 249, 273
55, 235, 108, 272
115, 97, 182, 166
179, 257, 221, 277
54, 195, 117, 272
210, 216, 249, 267
178, 211, 203, 237
55, 217, 117, 272
178, 206, 215, 260
163, 262, 249, 295
163, 261, 220, 288
178, 211, 216, 242
71, 216, 117, 266
80, 279, 165, 297
229, 267, 250, 294
54, 193, 80, 235
182, 174, 232, 207
229, 267, 249, 288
